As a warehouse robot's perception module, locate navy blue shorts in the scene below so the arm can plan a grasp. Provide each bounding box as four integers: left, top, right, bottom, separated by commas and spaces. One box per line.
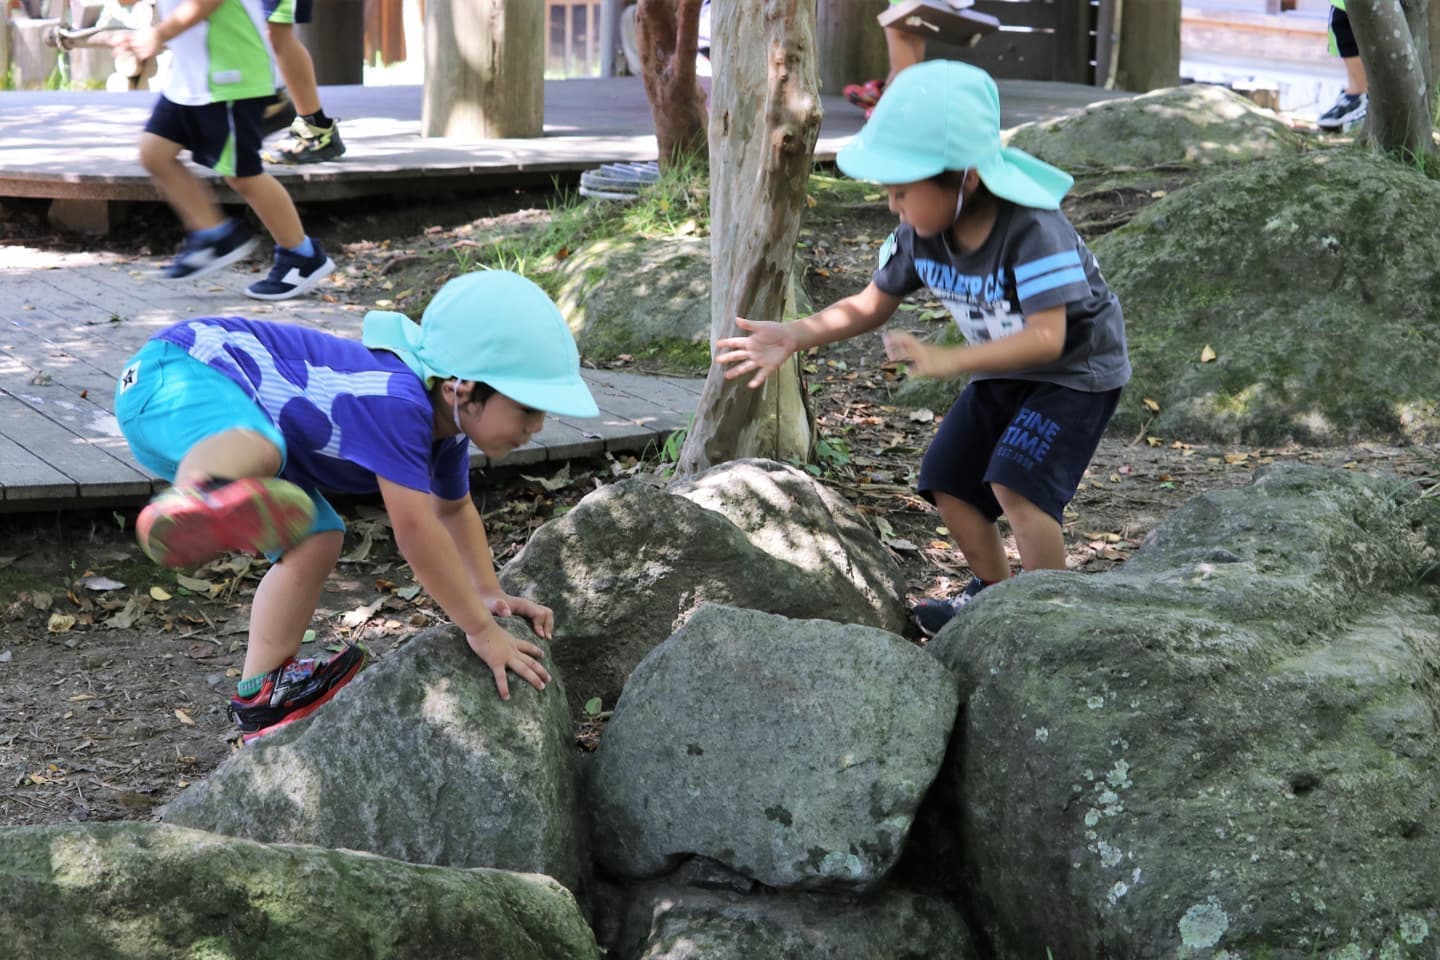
262, 0, 313, 24
917, 379, 1121, 524
143, 95, 268, 178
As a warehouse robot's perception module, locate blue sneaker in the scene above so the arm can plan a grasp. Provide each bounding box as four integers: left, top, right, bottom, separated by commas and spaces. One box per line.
162, 220, 256, 280
244, 241, 335, 301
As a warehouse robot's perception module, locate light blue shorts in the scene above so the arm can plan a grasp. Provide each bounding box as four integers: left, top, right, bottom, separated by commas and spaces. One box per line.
115, 339, 345, 542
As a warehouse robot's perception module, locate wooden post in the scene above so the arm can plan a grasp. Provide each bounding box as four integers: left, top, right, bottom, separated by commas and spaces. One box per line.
815, 0, 889, 97
1114, 0, 1180, 92
421, 0, 544, 139
599, 0, 621, 76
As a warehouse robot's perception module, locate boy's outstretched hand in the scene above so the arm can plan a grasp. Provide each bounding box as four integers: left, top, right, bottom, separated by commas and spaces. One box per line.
466, 621, 551, 701
714, 317, 798, 388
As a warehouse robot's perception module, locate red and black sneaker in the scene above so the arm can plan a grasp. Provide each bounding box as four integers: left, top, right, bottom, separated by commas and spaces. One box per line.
228, 644, 370, 745
136, 477, 315, 570
843, 78, 885, 110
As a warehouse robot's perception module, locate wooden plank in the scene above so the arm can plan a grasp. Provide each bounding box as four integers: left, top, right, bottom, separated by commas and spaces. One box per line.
528, 417, 609, 462
3, 378, 157, 485
0, 392, 151, 498
0, 430, 76, 502
580, 368, 703, 414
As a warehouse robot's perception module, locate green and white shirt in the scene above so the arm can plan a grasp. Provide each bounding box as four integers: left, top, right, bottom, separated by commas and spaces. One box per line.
159, 0, 275, 105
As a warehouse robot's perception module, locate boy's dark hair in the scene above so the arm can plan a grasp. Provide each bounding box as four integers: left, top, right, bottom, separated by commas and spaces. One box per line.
429, 379, 498, 408
931, 170, 992, 201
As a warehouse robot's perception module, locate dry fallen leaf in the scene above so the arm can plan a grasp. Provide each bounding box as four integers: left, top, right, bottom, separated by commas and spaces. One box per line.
47, 613, 77, 634
175, 709, 195, 726
1200, 344, 1217, 363
1143, 398, 1161, 413
909, 408, 936, 424
149, 585, 172, 602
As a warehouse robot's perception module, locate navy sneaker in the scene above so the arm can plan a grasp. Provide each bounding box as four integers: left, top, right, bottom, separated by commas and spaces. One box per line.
1316, 91, 1367, 132
244, 241, 335, 301
162, 220, 256, 280
228, 644, 370, 744
913, 576, 988, 637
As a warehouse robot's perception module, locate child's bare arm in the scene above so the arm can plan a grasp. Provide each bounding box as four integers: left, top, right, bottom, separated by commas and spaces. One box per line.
884, 305, 1067, 379
714, 283, 902, 388
113, 0, 223, 58
432, 493, 554, 639
380, 478, 550, 699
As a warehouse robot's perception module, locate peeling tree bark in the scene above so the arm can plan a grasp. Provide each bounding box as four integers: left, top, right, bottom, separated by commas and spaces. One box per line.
636, 0, 710, 166
1346, 0, 1437, 159
674, 0, 823, 478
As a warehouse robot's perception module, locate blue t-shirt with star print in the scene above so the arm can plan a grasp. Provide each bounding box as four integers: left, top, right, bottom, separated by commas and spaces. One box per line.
873, 200, 1131, 392
155, 317, 470, 498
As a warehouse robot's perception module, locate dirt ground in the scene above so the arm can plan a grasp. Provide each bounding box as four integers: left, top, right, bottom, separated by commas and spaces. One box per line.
2, 185, 1435, 829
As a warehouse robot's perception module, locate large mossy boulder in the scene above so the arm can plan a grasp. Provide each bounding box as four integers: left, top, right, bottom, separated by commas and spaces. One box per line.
553, 234, 713, 370
162, 623, 586, 893
0, 822, 600, 959
1008, 84, 1308, 176
921, 465, 1440, 958
1095, 150, 1440, 443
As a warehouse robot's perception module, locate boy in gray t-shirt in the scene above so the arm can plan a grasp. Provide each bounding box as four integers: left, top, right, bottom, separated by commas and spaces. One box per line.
714, 60, 1131, 637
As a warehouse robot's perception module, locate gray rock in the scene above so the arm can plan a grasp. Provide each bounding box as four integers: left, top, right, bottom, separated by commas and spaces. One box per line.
609, 882, 978, 960
1009, 84, 1308, 176
0, 821, 599, 959
668, 459, 909, 631
1094, 151, 1440, 443
501, 460, 909, 716
162, 622, 586, 893
554, 234, 712, 366
591, 604, 958, 893
925, 465, 1440, 958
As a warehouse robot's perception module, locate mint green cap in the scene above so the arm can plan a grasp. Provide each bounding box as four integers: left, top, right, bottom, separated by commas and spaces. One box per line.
362, 271, 599, 418
836, 60, 1074, 209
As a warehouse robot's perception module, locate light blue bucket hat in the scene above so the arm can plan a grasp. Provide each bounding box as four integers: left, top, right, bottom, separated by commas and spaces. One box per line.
837, 60, 1074, 209
362, 270, 599, 418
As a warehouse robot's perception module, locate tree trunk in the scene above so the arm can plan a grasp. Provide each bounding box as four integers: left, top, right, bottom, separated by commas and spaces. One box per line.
421, 0, 543, 139
815, 0, 889, 97
1346, 0, 1436, 158
675, 0, 823, 478
1114, 0, 1180, 92
636, 0, 709, 167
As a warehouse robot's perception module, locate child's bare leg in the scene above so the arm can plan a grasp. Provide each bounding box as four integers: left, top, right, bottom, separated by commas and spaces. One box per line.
225, 173, 305, 249
933, 490, 1011, 583
884, 26, 926, 87
139, 132, 224, 232
1342, 55, 1367, 95
244, 530, 343, 676
266, 22, 321, 115
173, 429, 282, 487
992, 483, 1067, 572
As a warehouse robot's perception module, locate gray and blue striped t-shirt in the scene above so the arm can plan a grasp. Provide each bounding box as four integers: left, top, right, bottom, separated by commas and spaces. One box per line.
873, 202, 1130, 392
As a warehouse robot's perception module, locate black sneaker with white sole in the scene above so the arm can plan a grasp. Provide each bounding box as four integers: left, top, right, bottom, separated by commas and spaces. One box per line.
912, 576, 989, 637
162, 220, 256, 280
244, 241, 336, 301
1317, 91, 1367, 132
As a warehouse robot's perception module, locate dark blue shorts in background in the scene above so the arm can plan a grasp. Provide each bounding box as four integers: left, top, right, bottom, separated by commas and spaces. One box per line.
144, 95, 268, 178
918, 379, 1121, 524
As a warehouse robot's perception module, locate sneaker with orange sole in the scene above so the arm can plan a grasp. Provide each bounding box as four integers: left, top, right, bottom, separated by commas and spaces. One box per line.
136, 477, 315, 570
229, 644, 371, 744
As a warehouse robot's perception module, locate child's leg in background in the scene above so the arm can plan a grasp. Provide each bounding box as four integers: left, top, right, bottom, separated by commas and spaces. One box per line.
266, 21, 321, 116
225, 172, 306, 250
884, 26, 926, 88
138, 131, 226, 233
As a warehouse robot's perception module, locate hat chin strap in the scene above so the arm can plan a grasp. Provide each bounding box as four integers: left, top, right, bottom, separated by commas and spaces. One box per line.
950, 169, 969, 226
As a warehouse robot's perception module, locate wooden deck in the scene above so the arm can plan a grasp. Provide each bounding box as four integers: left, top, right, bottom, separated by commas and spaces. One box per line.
0, 77, 1135, 511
